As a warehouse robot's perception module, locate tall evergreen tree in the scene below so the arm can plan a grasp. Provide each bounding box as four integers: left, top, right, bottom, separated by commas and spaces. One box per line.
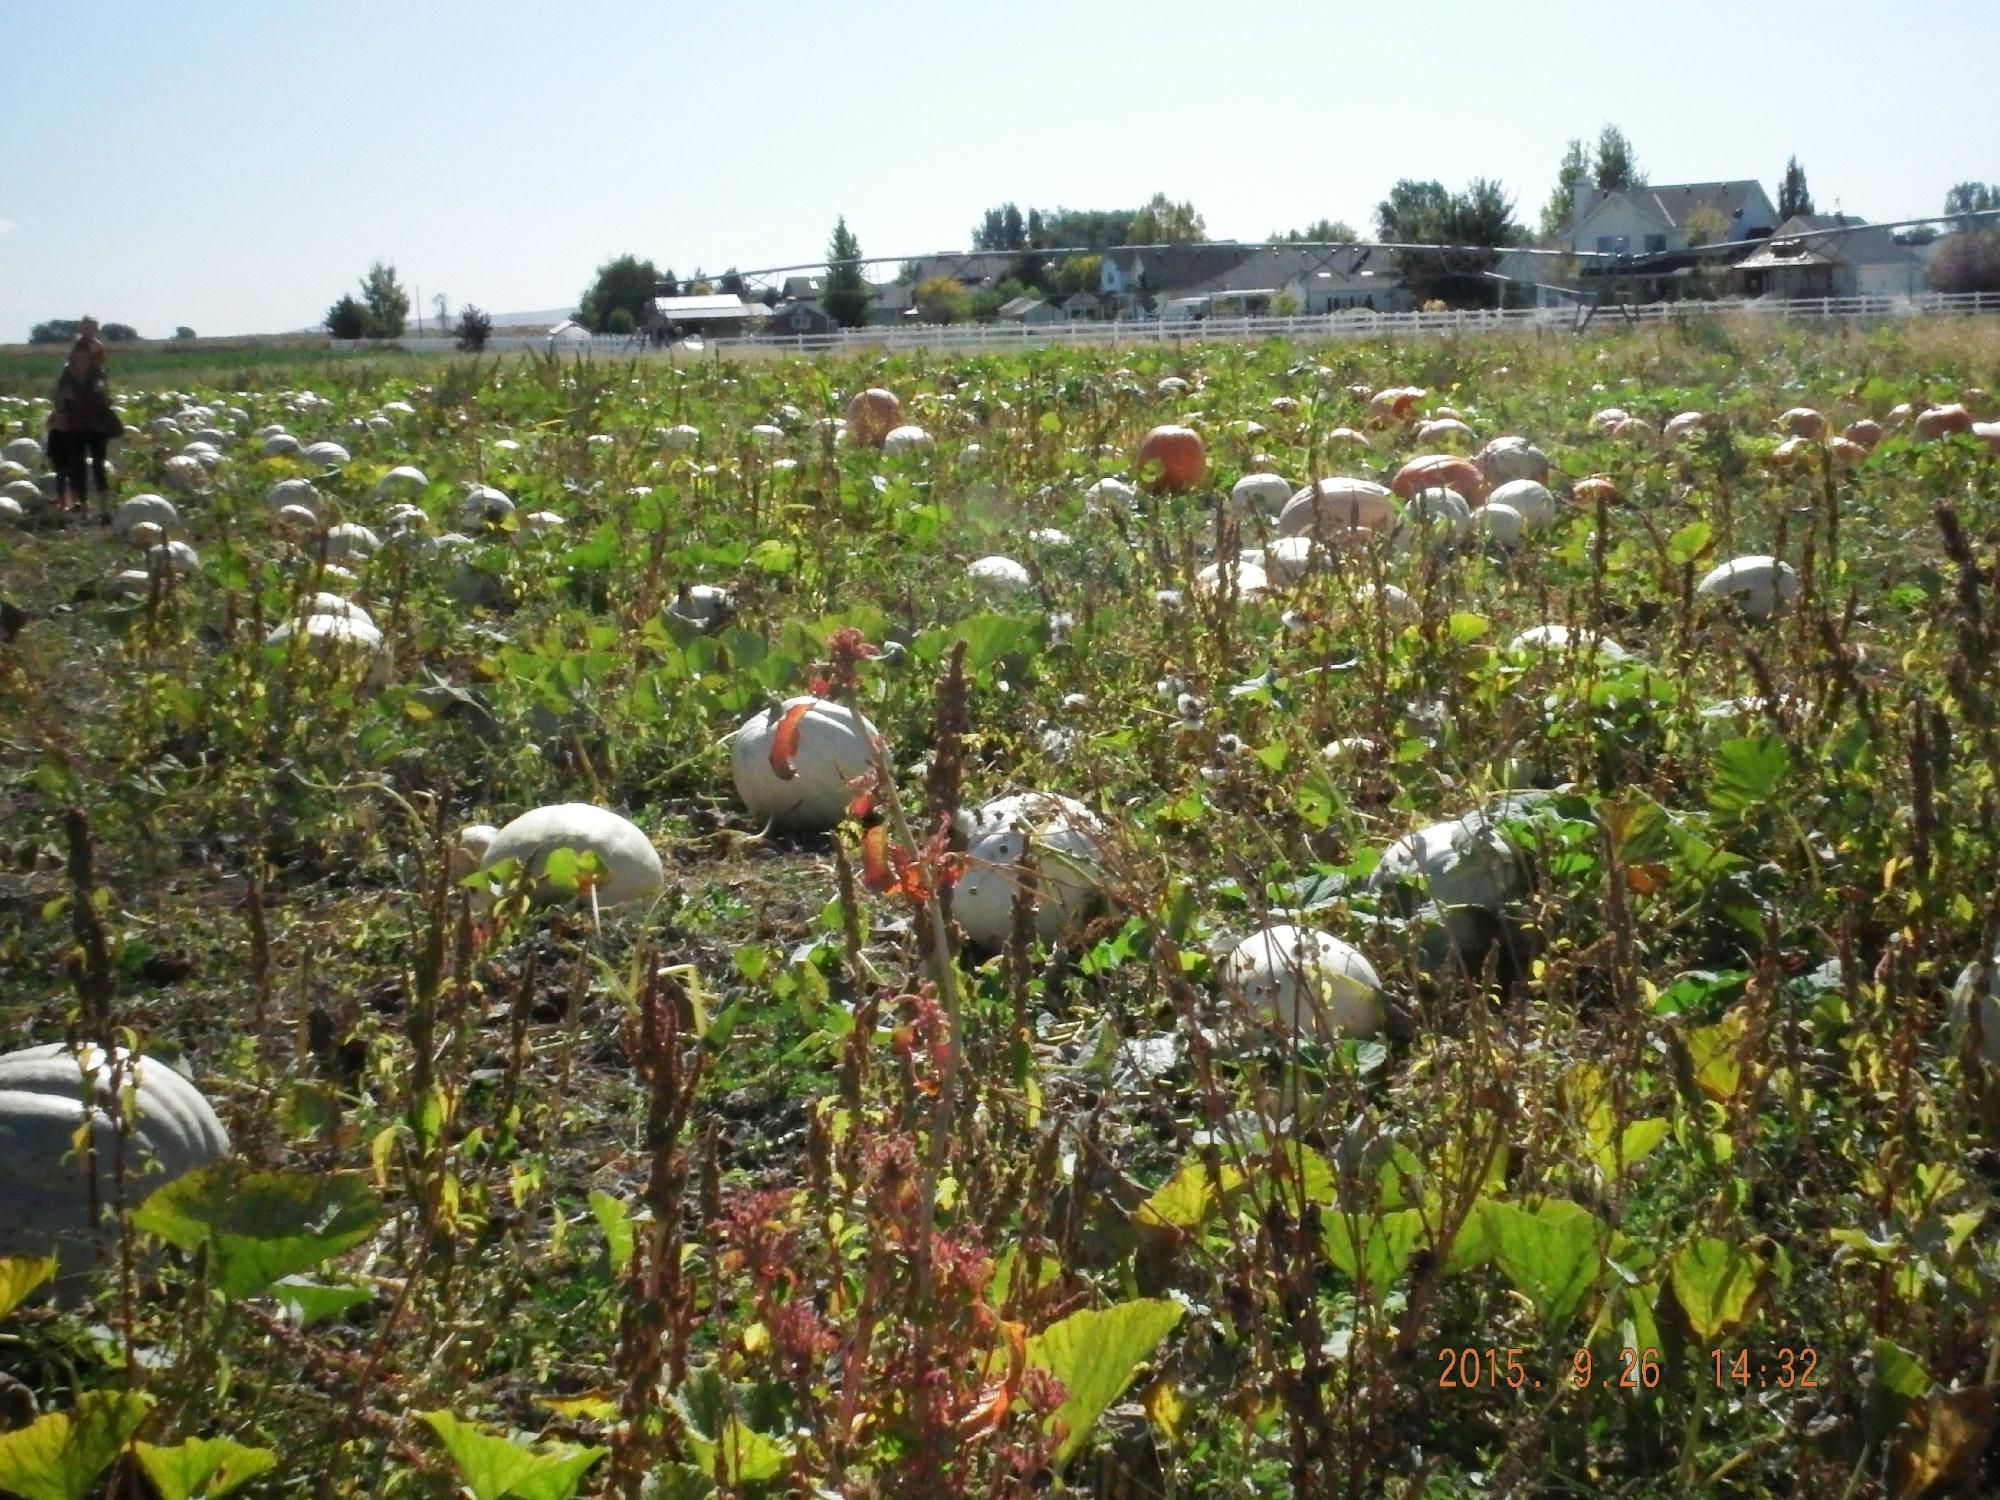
360, 262, 410, 338
1540, 137, 1592, 238
1778, 157, 1815, 220
824, 217, 871, 329
1376, 178, 1521, 306
1944, 182, 1997, 217
1592, 125, 1644, 191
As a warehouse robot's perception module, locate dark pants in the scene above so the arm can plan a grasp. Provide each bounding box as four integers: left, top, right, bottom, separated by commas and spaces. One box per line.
48, 431, 109, 507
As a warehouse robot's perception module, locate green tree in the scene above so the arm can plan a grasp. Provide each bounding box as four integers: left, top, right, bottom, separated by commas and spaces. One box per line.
1128, 192, 1206, 244
1944, 182, 1997, 217
1683, 204, 1730, 248
1271, 219, 1358, 243
1540, 137, 1592, 237
100, 322, 139, 342
824, 217, 870, 328
1053, 255, 1103, 295
1592, 125, 1644, 190
913, 276, 970, 324
359, 262, 410, 338
173, 326, 196, 341
972, 203, 1028, 251
718, 269, 746, 296
578, 254, 665, 334
604, 307, 636, 336
1377, 177, 1521, 307
324, 294, 366, 340
1925, 228, 2000, 293
454, 304, 492, 352
1778, 156, 1814, 220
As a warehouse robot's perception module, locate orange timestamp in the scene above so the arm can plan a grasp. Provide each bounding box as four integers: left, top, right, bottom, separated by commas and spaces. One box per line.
1436, 1346, 1821, 1391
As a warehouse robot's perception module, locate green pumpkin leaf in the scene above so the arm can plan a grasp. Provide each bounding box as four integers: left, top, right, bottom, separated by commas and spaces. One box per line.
0, 1256, 56, 1319
1667, 519, 1713, 565
1708, 736, 1790, 820
0, 1390, 153, 1500
133, 1436, 278, 1499
683, 1419, 787, 1487
131, 1166, 383, 1298
1132, 1160, 1243, 1232
416, 1411, 606, 1500
1669, 1236, 1767, 1341
587, 1191, 634, 1276
1478, 1199, 1605, 1326
1026, 1298, 1182, 1463
1321, 1208, 1425, 1296
271, 1277, 374, 1327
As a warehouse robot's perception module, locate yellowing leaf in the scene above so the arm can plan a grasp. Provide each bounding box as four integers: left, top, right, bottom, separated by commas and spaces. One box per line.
1892, 1387, 1996, 1499
1321, 1208, 1425, 1296
0, 1256, 56, 1320
1669, 1236, 1767, 1341
1477, 1199, 1605, 1326
416, 1411, 606, 1500
1685, 1011, 1752, 1101
1132, 1160, 1243, 1232
1026, 1298, 1183, 1464
0, 1391, 154, 1500
134, 1436, 278, 1499
132, 1167, 382, 1299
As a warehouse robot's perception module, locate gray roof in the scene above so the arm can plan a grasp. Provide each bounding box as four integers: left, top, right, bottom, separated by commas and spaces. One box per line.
997, 295, 1048, 317
1179, 245, 1395, 297
1573, 180, 1774, 239
1769, 214, 1923, 267
1105, 243, 1258, 295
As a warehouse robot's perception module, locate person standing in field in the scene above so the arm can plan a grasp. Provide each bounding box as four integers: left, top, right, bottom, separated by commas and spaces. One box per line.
47, 337, 117, 520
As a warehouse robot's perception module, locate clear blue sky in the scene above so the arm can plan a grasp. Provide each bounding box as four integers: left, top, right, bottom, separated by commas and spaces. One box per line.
4, 0, 1995, 339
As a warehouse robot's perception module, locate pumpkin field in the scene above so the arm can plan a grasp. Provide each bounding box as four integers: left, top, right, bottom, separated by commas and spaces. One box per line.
4, 318, 2000, 1499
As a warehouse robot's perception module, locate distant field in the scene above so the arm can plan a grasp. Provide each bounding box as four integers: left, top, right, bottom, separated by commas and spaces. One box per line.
0, 338, 441, 397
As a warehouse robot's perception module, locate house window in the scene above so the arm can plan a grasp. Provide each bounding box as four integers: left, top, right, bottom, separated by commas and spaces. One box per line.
1644, 234, 1666, 255
1596, 235, 1629, 255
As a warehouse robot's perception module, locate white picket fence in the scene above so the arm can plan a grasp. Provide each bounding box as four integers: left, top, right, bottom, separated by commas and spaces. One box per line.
340, 290, 2000, 359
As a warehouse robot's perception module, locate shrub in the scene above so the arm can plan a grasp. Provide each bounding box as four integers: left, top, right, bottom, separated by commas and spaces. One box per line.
324, 294, 367, 340
454, 305, 493, 353
1925, 229, 2000, 294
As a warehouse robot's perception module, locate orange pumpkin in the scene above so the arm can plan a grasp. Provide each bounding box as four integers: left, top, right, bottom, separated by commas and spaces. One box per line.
1573, 475, 1621, 506
1780, 407, 1827, 439
1136, 425, 1207, 494
846, 388, 903, 448
1915, 404, 1973, 441
1367, 386, 1425, 424
1390, 454, 1485, 503
1842, 419, 1883, 449
1828, 436, 1867, 467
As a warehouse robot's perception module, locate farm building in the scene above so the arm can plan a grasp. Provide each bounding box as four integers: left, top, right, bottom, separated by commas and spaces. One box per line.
1099, 244, 1258, 317
997, 295, 1062, 325
764, 301, 839, 338
1731, 215, 1929, 300
650, 294, 770, 339
780, 275, 824, 302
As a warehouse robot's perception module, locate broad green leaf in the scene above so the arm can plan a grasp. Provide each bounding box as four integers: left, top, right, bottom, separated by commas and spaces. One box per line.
1874, 1339, 1930, 1403
416, 1412, 605, 1500
1321, 1208, 1425, 1296
1669, 1236, 1766, 1341
588, 1191, 634, 1276
745, 538, 796, 574
1026, 1298, 1183, 1464
1447, 611, 1489, 642
1479, 1199, 1605, 1326
684, 1418, 787, 1487
0, 1390, 154, 1500
271, 1277, 373, 1327
131, 1167, 383, 1298
1294, 766, 1341, 830
1708, 736, 1790, 820
0, 1255, 56, 1319
134, 1436, 278, 1499
1132, 1161, 1243, 1232
1685, 1011, 1751, 1101
1666, 519, 1713, 565
954, 612, 1042, 675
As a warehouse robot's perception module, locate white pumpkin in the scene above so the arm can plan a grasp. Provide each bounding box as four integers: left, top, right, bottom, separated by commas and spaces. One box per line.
301, 441, 350, 466
882, 424, 933, 454
260, 432, 303, 458
453, 823, 499, 879
267, 477, 322, 515
1277, 478, 1397, 540
460, 486, 515, 527
375, 465, 429, 499
267, 612, 385, 654
321, 523, 381, 563
1230, 472, 1295, 518
1949, 953, 2000, 1067
967, 556, 1032, 596
1395, 487, 1473, 548
478, 804, 664, 907
1353, 583, 1419, 624
1697, 555, 1798, 621
732, 697, 881, 830
1221, 926, 1384, 1040
3, 436, 44, 467
1264, 535, 1323, 584
1193, 557, 1271, 599
660, 424, 701, 451
162, 454, 207, 492
1508, 624, 1631, 661
114, 494, 178, 536
0, 1043, 230, 1266
1084, 477, 1136, 511
953, 792, 1106, 947
1474, 502, 1526, 548
1477, 435, 1549, 486
666, 583, 734, 631
0, 495, 23, 524
1487, 478, 1557, 529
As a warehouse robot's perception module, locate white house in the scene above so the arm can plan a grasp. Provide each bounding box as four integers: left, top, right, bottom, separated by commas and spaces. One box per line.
1560, 180, 1779, 259
1165, 246, 1412, 317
